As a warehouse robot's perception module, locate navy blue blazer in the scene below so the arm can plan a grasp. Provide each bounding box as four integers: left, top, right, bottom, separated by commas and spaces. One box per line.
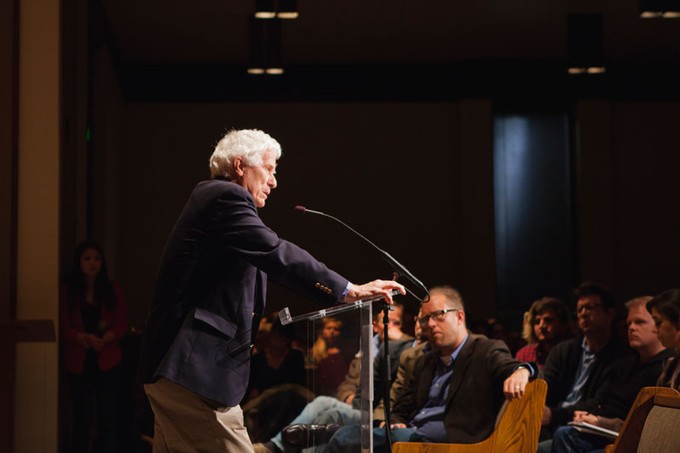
138, 178, 348, 406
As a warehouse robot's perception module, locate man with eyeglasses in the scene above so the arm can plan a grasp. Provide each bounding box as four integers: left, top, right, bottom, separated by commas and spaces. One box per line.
539, 281, 632, 446
328, 285, 538, 452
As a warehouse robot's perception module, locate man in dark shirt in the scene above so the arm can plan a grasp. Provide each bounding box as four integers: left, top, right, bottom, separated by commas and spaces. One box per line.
541, 282, 632, 436
546, 296, 672, 452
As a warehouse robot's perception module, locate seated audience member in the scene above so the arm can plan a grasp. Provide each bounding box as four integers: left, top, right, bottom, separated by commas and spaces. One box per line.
372, 304, 415, 411
309, 317, 343, 365
373, 312, 429, 422
333, 352, 362, 408
252, 313, 275, 354
541, 282, 632, 435
337, 303, 414, 403
542, 296, 673, 452
244, 384, 315, 445
328, 286, 537, 452
488, 318, 523, 355
252, 304, 415, 453
471, 317, 524, 356
647, 289, 680, 390
309, 317, 353, 397
336, 305, 421, 421
244, 319, 306, 404
516, 297, 572, 368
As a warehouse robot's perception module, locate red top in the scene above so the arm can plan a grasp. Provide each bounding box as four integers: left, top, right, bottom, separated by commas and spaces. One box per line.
60, 282, 128, 373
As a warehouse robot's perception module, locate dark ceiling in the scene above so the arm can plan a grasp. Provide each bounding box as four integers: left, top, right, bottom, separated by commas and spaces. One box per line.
98, 1, 680, 102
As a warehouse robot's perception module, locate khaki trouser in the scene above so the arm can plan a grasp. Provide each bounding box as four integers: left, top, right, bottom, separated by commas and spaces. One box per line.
144, 377, 254, 453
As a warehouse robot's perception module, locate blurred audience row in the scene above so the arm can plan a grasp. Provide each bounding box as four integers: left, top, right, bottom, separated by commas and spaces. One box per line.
250, 282, 680, 453
57, 241, 680, 453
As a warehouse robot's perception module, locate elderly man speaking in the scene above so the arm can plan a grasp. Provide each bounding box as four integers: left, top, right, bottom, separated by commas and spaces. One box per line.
138, 129, 404, 452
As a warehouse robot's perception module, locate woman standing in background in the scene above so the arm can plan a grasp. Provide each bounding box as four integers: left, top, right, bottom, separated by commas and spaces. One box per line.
60, 241, 128, 453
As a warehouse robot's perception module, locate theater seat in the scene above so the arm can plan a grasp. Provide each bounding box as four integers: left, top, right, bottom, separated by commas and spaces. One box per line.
604, 386, 680, 453
392, 378, 547, 453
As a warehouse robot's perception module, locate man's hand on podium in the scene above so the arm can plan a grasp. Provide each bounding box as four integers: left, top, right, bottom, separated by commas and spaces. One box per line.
343, 280, 405, 304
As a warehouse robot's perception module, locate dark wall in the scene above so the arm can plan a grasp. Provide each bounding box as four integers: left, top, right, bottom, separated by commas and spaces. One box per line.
610, 102, 680, 297
104, 101, 500, 327
88, 57, 680, 331
576, 101, 680, 304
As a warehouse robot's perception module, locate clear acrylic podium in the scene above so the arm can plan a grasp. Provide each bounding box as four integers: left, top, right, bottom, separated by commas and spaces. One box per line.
280, 296, 387, 452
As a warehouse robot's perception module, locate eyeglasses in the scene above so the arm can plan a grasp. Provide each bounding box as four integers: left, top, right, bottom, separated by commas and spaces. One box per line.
576, 303, 602, 314
418, 308, 459, 326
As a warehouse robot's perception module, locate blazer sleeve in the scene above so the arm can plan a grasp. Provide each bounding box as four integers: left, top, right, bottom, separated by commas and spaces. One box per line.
485, 339, 522, 384
210, 186, 349, 302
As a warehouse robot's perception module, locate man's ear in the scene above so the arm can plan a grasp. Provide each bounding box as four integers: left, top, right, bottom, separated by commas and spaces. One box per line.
233, 156, 245, 177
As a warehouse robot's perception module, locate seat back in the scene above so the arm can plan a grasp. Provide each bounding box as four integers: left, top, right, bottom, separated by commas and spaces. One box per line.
483, 378, 547, 453
392, 378, 547, 453
636, 394, 680, 452
606, 387, 680, 453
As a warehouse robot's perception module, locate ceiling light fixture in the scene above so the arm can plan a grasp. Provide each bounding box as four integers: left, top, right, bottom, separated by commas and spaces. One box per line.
277, 0, 299, 19
639, 0, 680, 18
255, 0, 298, 20
567, 14, 607, 75
254, 0, 276, 19
248, 18, 284, 75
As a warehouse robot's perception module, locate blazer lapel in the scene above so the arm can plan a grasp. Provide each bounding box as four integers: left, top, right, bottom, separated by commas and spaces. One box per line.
445, 335, 477, 404
418, 352, 439, 404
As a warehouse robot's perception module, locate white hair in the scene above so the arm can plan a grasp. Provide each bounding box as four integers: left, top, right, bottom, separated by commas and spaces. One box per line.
209, 129, 282, 179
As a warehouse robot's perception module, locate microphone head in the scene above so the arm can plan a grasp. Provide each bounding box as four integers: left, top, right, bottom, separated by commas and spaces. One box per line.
294, 205, 307, 213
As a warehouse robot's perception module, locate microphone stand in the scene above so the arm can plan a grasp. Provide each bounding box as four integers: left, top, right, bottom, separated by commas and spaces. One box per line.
380, 301, 393, 452
278, 294, 394, 452
294, 206, 427, 451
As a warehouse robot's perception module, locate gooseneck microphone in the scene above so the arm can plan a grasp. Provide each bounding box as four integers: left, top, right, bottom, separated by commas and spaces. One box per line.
295, 204, 428, 450
294, 205, 430, 302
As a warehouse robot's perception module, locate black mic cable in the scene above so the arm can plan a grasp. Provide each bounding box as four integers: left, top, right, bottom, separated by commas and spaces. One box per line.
294, 205, 430, 302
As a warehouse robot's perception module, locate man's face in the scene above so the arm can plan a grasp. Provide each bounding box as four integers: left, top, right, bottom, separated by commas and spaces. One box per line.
375, 306, 404, 341
533, 310, 564, 342
322, 320, 342, 343
237, 150, 278, 208
627, 304, 661, 351
576, 294, 613, 335
419, 293, 466, 354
